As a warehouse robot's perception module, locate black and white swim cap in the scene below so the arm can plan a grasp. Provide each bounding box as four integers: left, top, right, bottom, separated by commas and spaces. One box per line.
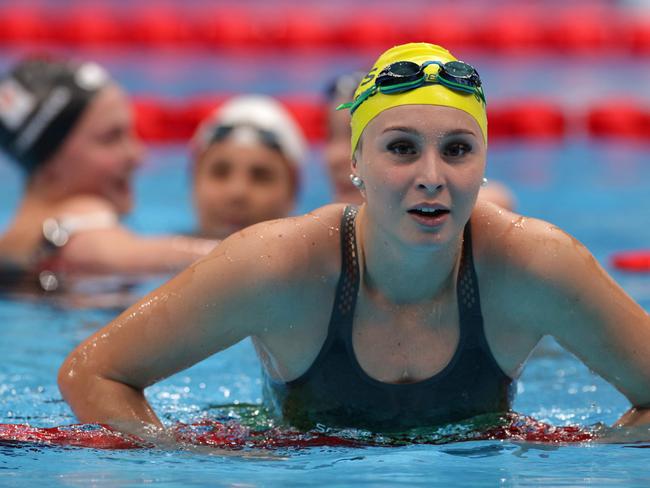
0, 57, 110, 173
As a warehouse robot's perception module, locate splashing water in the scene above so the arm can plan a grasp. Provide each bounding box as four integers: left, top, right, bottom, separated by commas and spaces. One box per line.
0, 412, 598, 451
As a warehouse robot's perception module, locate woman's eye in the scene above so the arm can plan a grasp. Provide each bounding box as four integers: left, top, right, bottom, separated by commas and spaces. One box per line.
250, 166, 276, 184
209, 162, 230, 179
443, 142, 471, 158
387, 141, 417, 156
97, 127, 123, 145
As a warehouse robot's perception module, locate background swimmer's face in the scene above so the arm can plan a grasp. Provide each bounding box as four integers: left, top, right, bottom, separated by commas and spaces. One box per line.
42, 84, 144, 214
324, 96, 362, 204
355, 104, 486, 247
192, 138, 295, 239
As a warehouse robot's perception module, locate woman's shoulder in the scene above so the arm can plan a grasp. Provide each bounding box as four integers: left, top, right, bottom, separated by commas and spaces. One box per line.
226, 203, 347, 244
54, 194, 119, 218
470, 200, 592, 285
209, 204, 348, 280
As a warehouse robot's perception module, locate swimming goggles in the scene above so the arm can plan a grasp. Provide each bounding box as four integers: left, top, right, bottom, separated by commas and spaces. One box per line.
337, 60, 486, 114
208, 123, 283, 154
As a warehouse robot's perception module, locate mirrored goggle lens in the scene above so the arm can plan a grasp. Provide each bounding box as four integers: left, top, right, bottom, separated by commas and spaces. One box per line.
376, 61, 422, 87
443, 61, 476, 79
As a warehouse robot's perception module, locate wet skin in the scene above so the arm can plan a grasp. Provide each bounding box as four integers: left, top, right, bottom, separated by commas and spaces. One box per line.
59, 105, 650, 440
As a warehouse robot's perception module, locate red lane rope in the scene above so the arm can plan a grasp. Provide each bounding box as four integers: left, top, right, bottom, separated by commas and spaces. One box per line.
131, 97, 650, 143
0, 5, 649, 54
0, 415, 596, 450
611, 251, 650, 272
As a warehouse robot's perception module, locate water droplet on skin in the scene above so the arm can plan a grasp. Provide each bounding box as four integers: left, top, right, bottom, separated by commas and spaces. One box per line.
512, 217, 527, 229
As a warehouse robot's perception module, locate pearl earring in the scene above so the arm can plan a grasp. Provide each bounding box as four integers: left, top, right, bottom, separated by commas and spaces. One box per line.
350, 174, 364, 189
481, 177, 489, 187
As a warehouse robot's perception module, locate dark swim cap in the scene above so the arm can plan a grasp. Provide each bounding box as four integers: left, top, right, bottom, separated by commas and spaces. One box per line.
324, 71, 365, 102
0, 57, 110, 174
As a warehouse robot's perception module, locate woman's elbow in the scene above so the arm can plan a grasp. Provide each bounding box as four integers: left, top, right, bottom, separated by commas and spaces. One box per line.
57, 347, 98, 415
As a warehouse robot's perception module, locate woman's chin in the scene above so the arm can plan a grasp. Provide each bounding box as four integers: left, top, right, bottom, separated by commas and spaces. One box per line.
199, 223, 240, 240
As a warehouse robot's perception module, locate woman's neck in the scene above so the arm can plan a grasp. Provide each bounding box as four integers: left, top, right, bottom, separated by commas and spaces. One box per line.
23, 178, 65, 205
356, 206, 463, 305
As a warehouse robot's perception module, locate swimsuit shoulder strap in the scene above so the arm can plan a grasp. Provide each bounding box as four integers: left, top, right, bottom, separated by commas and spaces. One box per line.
282, 205, 360, 386
330, 205, 360, 326
457, 220, 486, 346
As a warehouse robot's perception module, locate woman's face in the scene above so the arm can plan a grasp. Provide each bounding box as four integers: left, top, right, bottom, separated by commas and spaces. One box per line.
324, 97, 362, 204
192, 138, 295, 239
355, 104, 486, 248
45, 84, 144, 214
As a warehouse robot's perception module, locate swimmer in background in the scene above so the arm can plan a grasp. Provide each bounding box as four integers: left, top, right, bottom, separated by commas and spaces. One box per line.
189, 95, 307, 240
59, 43, 650, 442
0, 57, 216, 292
324, 71, 516, 210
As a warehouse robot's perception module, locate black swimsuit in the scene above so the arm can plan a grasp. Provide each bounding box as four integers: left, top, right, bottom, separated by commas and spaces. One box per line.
264, 206, 514, 432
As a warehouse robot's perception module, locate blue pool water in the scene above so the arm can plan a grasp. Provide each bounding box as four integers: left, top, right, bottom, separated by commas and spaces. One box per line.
1, 45, 650, 486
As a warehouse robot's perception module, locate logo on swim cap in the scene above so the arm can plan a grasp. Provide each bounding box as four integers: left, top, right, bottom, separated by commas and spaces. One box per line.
74, 63, 108, 91
0, 78, 36, 130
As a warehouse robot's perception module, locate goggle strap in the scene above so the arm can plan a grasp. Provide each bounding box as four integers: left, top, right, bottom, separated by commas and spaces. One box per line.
379, 77, 424, 94
347, 85, 377, 114
421, 60, 444, 69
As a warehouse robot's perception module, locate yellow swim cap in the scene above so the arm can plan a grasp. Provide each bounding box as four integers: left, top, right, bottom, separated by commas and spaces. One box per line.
349, 43, 487, 156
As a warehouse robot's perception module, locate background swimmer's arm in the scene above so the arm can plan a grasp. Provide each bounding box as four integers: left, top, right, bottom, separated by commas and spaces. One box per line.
60, 226, 217, 273
58, 216, 324, 438
501, 217, 650, 427
50, 196, 216, 274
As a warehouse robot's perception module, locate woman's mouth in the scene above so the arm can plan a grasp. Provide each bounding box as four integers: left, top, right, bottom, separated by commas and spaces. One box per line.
407, 207, 450, 227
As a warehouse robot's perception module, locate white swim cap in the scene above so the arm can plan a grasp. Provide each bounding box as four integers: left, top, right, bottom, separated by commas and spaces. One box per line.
191, 95, 307, 168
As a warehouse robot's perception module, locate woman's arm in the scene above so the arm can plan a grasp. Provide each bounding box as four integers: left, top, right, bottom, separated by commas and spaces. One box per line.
60, 226, 217, 274
499, 216, 650, 426
49, 196, 217, 274
58, 216, 320, 438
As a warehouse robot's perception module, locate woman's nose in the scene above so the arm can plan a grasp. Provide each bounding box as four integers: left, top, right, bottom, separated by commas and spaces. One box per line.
414, 150, 444, 194
222, 173, 251, 202
126, 133, 146, 169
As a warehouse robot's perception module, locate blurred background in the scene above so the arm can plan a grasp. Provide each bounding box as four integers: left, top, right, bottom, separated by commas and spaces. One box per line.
0, 0, 649, 274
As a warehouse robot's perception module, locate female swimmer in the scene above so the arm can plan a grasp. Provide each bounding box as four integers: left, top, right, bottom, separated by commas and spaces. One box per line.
190, 95, 306, 239
0, 57, 215, 292
59, 43, 650, 438
324, 71, 515, 209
